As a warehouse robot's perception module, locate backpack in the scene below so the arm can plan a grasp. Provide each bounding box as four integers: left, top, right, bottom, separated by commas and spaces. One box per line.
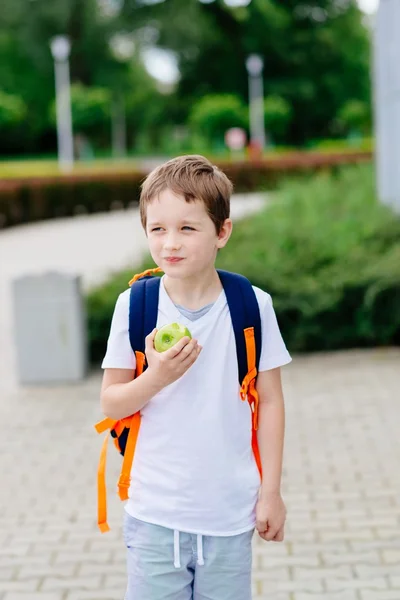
95, 267, 263, 533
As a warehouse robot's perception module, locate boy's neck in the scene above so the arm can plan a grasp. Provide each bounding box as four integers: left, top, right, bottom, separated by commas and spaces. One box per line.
163, 268, 222, 310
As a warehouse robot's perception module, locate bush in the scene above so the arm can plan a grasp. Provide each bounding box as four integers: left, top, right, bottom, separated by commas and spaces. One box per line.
264, 95, 293, 143
337, 100, 372, 136
86, 165, 400, 362
50, 84, 111, 140
0, 90, 27, 130
189, 94, 248, 146
216, 165, 400, 352
0, 171, 144, 227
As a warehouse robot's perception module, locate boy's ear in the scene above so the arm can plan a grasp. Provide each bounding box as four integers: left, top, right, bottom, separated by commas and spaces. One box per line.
216, 218, 233, 249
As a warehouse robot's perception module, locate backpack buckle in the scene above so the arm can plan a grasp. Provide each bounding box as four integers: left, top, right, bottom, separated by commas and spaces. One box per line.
240, 368, 257, 400
118, 475, 131, 489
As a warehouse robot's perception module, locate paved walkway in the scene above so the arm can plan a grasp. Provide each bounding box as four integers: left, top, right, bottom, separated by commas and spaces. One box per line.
0, 196, 399, 599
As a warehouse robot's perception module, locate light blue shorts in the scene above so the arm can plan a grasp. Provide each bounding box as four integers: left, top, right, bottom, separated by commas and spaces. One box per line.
123, 512, 254, 600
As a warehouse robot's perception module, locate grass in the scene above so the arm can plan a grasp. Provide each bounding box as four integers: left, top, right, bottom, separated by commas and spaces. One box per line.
0, 140, 373, 179
0, 157, 148, 179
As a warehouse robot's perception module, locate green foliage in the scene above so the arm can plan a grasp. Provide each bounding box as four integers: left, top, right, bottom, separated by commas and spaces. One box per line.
217, 165, 400, 351
86, 165, 400, 362
0, 0, 168, 155
71, 85, 111, 133
87, 266, 136, 363
0, 0, 373, 155
129, 0, 372, 144
189, 94, 247, 146
264, 95, 293, 142
309, 136, 374, 152
49, 84, 111, 137
0, 90, 27, 129
337, 99, 371, 135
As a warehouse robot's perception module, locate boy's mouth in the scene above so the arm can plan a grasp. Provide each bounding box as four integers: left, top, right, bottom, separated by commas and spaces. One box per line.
165, 257, 184, 263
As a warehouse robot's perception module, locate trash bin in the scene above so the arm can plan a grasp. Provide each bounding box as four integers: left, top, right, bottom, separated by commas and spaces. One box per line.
12, 272, 88, 384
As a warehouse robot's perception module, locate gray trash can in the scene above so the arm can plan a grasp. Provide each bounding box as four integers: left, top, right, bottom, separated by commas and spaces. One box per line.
12, 272, 88, 384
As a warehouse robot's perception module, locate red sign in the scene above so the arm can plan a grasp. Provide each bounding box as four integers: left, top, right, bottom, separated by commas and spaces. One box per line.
225, 127, 247, 150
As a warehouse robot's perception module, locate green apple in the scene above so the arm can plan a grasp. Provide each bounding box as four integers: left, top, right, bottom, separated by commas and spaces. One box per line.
154, 322, 192, 353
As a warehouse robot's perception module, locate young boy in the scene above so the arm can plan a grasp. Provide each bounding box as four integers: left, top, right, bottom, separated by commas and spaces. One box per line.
100, 155, 291, 600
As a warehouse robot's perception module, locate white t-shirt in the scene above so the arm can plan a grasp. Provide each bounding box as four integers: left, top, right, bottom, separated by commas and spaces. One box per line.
102, 276, 292, 536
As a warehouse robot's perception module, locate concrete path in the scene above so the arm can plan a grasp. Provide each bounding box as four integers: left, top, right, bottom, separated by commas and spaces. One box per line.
0, 193, 399, 599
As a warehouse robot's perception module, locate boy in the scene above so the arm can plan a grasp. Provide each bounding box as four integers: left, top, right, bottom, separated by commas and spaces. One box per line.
100, 155, 291, 600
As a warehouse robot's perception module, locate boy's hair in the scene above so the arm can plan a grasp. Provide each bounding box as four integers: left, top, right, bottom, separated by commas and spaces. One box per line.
139, 155, 233, 233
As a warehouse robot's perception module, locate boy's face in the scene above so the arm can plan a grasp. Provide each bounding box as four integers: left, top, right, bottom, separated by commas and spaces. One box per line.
145, 189, 232, 279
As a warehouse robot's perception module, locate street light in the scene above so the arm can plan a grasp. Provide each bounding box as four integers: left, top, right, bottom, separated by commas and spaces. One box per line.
245, 54, 266, 152
50, 35, 74, 172
109, 33, 136, 159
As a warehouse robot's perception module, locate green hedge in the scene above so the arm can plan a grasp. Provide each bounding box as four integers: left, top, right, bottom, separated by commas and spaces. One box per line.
0, 151, 372, 228
86, 164, 400, 362
217, 166, 400, 352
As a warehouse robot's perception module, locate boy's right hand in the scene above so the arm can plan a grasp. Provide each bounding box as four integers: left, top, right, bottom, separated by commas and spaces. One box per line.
144, 328, 202, 388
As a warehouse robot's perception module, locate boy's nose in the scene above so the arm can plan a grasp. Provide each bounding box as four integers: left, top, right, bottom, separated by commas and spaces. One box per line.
164, 235, 181, 251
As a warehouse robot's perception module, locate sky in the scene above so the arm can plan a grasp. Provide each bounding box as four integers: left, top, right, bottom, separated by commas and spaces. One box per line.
358, 0, 379, 13
144, 0, 380, 84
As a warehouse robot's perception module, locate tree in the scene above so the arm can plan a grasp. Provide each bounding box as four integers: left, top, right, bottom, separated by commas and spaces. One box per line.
0, 0, 373, 154
52, 84, 111, 134
0, 91, 27, 129
337, 99, 371, 136
264, 95, 293, 143
0, 0, 169, 155
189, 94, 247, 145
121, 0, 372, 144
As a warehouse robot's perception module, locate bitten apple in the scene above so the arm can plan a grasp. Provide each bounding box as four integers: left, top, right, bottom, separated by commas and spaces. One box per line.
154, 323, 192, 353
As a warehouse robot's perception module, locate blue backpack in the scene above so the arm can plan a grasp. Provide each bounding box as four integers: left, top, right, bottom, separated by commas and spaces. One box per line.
95, 267, 263, 532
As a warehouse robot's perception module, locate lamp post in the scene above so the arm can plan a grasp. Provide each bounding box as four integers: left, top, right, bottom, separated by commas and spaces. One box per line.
50, 35, 74, 172
109, 33, 136, 158
245, 54, 265, 153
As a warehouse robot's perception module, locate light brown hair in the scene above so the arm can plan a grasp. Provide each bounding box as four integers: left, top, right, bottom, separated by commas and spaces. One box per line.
139, 155, 233, 233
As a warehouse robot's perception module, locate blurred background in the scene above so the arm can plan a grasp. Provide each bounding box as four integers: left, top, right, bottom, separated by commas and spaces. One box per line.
1, 1, 400, 600
0, 0, 376, 165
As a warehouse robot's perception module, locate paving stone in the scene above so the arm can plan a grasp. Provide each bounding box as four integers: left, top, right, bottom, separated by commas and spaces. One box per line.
294, 594, 358, 600
360, 592, 400, 600
3, 594, 64, 600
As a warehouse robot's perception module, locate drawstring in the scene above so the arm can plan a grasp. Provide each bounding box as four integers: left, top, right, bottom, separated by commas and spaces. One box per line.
174, 530, 181, 568
173, 531, 204, 568
197, 534, 204, 566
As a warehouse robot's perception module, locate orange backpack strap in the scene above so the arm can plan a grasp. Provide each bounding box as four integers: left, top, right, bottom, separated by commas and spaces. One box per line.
118, 412, 141, 500
95, 268, 161, 532
241, 327, 263, 478
129, 266, 162, 286
97, 432, 111, 533
95, 350, 147, 532
95, 417, 117, 532
117, 351, 146, 500
95, 417, 117, 434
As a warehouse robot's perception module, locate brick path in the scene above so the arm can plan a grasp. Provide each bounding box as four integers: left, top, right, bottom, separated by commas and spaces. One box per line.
0, 348, 399, 600
0, 198, 399, 599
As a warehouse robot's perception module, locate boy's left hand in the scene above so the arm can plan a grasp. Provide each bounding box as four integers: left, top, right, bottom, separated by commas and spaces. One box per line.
256, 492, 286, 542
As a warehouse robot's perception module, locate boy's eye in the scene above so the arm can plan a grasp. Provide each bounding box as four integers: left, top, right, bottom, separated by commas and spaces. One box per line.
182, 226, 195, 231
151, 227, 163, 232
